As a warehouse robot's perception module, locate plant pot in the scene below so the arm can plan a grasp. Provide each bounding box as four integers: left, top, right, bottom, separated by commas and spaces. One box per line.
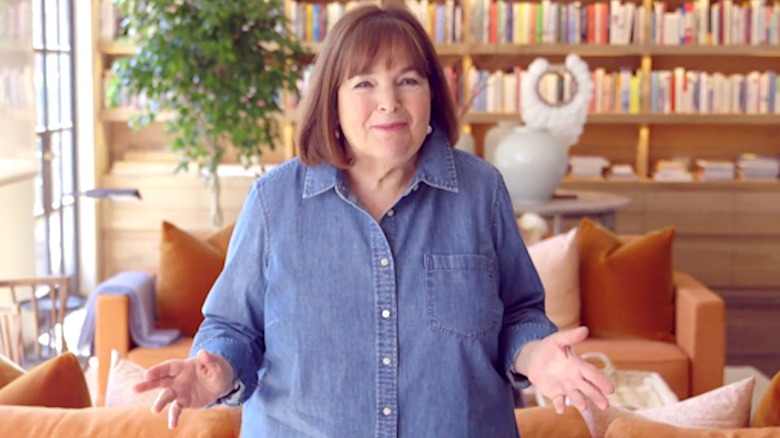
493, 126, 568, 205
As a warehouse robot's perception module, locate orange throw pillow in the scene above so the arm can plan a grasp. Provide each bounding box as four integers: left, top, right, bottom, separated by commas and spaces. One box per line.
156, 221, 232, 337
577, 219, 675, 342
0, 352, 91, 408
752, 370, 780, 427
0, 354, 24, 390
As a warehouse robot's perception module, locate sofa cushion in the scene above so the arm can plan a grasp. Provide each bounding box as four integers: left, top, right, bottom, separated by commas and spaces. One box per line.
606, 417, 780, 438
0, 352, 91, 408
577, 219, 675, 342
0, 404, 240, 438
528, 227, 580, 330
752, 370, 780, 427
573, 338, 690, 400
206, 223, 235, 255
582, 377, 755, 438
157, 221, 230, 336
515, 406, 590, 438
105, 350, 159, 407
0, 354, 24, 390
127, 337, 193, 369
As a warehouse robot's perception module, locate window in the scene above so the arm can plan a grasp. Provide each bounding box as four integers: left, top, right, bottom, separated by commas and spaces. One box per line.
31, 0, 78, 284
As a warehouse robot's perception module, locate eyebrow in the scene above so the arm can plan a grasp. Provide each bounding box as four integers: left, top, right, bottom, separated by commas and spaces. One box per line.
353, 65, 420, 77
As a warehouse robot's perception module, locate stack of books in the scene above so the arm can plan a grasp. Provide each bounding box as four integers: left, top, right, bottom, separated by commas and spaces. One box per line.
569, 155, 610, 179
737, 154, 780, 180
608, 163, 640, 181
653, 159, 694, 181
695, 159, 736, 181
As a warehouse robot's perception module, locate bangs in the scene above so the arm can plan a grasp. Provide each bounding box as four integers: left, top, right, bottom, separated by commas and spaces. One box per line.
339, 16, 430, 80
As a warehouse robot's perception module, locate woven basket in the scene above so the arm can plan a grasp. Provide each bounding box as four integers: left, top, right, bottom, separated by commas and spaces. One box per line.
535, 352, 679, 410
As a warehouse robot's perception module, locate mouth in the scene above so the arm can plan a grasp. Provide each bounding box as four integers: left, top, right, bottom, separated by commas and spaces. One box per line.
372, 122, 407, 132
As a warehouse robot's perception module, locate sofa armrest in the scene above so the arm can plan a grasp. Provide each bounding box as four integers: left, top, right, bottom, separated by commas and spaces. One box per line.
674, 272, 726, 397
95, 294, 131, 407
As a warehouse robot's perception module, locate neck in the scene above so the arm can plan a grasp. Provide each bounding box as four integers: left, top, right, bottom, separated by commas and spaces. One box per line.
348, 157, 417, 221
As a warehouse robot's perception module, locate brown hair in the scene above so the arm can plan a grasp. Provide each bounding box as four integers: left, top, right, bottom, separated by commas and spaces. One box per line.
295, 4, 460, 168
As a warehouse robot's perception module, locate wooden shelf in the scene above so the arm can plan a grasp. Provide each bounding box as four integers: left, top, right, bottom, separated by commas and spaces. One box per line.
99, 40, 136, 56
112, 40, 780, 58
470, 44, 643, 57
101, 108, 174, 122
647, 45, 780, 57
562, 178, 780, 191
463, 113, 780, 125
103, 107, 296, 123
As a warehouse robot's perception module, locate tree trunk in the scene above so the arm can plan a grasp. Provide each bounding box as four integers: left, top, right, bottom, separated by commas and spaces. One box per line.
209, 171, 223, 229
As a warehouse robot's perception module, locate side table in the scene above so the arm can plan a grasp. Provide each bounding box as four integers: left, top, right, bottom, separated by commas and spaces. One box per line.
513, 190, 631, 234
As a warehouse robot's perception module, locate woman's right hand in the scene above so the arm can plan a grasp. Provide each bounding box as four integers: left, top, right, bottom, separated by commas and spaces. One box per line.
132, 349, 236, 429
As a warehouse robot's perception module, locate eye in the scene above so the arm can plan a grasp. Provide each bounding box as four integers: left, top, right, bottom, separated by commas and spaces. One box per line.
399, 77, 420, 86
353, 81, 372, 89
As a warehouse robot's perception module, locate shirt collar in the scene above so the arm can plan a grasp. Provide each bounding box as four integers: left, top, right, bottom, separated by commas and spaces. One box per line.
302, 125, 459, 199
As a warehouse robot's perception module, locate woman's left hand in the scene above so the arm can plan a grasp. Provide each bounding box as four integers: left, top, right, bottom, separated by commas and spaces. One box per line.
514, 326, 614, 414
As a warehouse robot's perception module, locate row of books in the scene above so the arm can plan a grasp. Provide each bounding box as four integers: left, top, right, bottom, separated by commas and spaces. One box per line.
470, 0, 643, 44
0, 1, 32, 43
651, 0, 780, 46
462, 66, 780, 115
0, 67, 34, 109
648, 68, 780, 114
291, 0, 465, 44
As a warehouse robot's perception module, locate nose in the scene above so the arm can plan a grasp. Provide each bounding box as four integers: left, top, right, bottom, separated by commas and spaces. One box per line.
377, 85, 400, 113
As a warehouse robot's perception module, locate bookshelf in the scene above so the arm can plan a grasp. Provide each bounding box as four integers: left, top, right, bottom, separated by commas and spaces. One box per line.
92, 0, 780, 371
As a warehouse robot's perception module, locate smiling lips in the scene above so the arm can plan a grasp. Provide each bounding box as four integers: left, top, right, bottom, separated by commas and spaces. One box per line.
372, 122, 407, 131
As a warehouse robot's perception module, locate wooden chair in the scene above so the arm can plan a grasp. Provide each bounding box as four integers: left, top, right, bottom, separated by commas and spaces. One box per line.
0, 277, 71, 366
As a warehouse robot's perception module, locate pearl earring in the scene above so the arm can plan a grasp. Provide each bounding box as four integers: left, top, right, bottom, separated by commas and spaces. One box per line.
335, 127, 341, 139
426, 125, 432, 135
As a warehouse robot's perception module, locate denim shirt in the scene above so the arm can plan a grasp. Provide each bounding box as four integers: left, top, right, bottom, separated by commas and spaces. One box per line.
192, 127, 557, 438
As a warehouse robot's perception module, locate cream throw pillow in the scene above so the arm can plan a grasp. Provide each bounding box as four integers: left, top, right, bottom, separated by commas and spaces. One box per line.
528, 227, 580, 330
104, 350, 158, 407
581, 377, 756, 438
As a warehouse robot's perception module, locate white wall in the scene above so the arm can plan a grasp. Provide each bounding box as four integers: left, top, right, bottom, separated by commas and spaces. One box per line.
0, 176, 36, 279
74, 0, 98, 295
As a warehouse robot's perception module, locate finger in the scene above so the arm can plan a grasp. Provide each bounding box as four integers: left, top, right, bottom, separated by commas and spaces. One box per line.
566, 389, 588, 412
552, 394, 566, 415
576, 358, 615, 395
144, 360, 184, 381
552, 326, 589, 347
168, 400, 183, 430
576, 378, 611, 411
133, 376, 176, 394
152, 388, 177, 414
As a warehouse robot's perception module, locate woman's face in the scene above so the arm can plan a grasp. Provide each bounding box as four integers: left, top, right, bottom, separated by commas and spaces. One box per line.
337, 54, 431, 170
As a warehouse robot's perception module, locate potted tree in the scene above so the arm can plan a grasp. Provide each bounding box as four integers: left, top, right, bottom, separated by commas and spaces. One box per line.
111, 0, 309, 227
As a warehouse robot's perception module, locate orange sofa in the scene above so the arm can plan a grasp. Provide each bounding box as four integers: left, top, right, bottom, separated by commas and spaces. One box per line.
94, 270, 724, 406
573, 272, 725, 400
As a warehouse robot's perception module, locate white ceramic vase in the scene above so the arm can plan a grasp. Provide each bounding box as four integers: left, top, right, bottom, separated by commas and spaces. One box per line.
484, 120, 520, 165
493, 126, 569, 205
454, 129, 476, 154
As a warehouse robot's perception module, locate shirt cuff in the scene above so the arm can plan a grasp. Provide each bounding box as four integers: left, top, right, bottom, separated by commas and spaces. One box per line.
502, 322, 557, 388
191, 337, 258, 405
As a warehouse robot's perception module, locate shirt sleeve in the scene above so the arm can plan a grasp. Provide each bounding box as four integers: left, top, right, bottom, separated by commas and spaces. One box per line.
190, 181, 269, 405
490, 170, 558, 389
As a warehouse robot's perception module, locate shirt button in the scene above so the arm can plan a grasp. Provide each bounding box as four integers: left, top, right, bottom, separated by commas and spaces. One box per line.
386, 209, 395, 217
380, 257, 389, 267
381, 309, 390, 318
382, 357, 391, 366
382, 407, 392, 416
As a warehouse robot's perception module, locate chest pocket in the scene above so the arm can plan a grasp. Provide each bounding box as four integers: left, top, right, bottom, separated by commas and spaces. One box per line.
424, 254, 502, 339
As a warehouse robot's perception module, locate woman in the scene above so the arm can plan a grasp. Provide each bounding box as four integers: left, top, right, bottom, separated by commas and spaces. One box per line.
134, 4, 613, 436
